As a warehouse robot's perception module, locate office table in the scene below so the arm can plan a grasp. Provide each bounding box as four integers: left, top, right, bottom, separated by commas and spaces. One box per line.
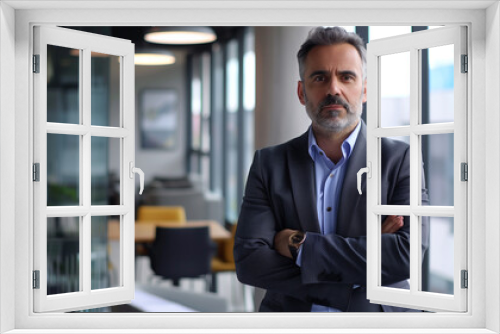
107, 219, 231, 242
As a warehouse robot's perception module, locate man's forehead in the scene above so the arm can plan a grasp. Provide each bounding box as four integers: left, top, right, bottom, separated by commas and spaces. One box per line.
304, 43, 363, 72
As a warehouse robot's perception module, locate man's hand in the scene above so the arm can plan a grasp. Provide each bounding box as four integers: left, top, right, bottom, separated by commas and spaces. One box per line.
381, 215, 404, 234
274, 216, 402, 258
274, 229, 296, 259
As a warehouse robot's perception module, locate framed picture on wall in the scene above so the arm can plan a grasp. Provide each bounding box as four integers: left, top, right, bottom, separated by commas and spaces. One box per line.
140, 89, 178, 149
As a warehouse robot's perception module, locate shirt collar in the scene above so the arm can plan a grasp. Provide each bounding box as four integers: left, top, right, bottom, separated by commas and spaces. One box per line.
308, 121, 362, 162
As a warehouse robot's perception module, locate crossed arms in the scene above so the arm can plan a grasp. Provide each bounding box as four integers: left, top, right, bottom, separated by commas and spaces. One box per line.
234, 143, 429, 308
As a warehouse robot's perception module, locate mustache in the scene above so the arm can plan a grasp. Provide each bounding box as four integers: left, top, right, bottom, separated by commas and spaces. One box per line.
319, 94, 350, 112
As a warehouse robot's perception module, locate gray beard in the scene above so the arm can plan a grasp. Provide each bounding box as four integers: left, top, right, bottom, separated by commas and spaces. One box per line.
305, 97, 363, 133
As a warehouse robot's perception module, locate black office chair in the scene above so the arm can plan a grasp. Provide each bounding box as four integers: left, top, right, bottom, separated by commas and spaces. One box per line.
148, 226, 214, 289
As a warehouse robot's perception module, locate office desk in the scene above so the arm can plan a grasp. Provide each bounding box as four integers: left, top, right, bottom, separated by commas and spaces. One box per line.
108, 220, 231, 242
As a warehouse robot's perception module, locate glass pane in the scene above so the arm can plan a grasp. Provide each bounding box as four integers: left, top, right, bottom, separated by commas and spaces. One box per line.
380, 52, 411, 128
210, 43, 224, 193
91, 52, 121, 127
422, 217, 454, 295
422, 133, 454, 206
423, 45, 454, 124
91, 216, 120, 290
191, 56, 202, 150
380, 215, 410, 290
201, 155, 210, 190
47, 217, 80, 295
381, 136, 410, 203
47, 134, 80, 206
243, 28, 256, 180
225, 40, 239, 223
226, 40, 239, 114
380, 52, 410, 127
91, 137, 121, 205
47, 45, 80, 124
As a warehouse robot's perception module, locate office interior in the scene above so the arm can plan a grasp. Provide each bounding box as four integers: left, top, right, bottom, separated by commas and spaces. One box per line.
46, 25, 455, 312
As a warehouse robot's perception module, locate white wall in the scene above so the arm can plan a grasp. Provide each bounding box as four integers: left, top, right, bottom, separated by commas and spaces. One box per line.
0, 2, 16, 333
134, 51, 187, 183
254, 26, 314, 149
485, 2, 500, 332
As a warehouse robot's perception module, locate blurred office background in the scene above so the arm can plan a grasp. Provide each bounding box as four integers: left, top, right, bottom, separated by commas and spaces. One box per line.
45, 26, 454, 312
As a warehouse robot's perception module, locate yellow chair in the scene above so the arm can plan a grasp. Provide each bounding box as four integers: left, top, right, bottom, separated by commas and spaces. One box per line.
135, 206, 187, 257
137, 206, 187, 224
210, 224, 237, 291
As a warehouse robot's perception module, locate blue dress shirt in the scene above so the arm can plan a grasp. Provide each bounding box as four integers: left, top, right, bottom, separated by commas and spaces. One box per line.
297, 121, 361, 312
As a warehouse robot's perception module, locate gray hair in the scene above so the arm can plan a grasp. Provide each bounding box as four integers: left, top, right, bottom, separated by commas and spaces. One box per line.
297, 26, 367, 81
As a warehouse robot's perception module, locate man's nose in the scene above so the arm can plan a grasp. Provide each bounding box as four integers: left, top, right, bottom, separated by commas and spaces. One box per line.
328, 77, 342, 96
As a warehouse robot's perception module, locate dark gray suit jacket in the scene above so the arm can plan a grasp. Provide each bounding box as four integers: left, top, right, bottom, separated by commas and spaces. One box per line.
234, 122, 429, 312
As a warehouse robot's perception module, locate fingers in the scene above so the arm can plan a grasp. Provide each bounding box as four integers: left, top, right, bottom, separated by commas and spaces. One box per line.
381, 215, 404, 234
274, 229, 295, 259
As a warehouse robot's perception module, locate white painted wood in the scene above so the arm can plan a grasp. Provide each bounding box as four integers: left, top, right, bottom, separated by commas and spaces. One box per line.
372, 123, 455, 138
0, 2, 17, 333
33, 25, 135, 313
7, 4, 492, 333
371, 205, 455, 217
366, 26, 468, 312
4, 0, 497, 10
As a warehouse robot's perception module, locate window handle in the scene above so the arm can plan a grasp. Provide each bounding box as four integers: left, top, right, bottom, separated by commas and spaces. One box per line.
357, 162, 371, 195
129, 162, 145, 195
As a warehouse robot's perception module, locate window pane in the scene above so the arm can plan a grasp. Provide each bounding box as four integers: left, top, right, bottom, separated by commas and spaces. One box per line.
225, 40, 239, 223
226, 40, 239, 114
201, 52, 211, 154
381, 136, 410, 202
91, 52, 121, 127
381, 215, 410, 290
91, 137, 121, 205
47, 45, 80, 124
243, 28, 256, 181
91, 216, 120, 290
47, 217, 80, 295
422, 133, 454, 206
210, 43, 224, 193
380, 52, 410, 127
422, 217, 454, 295
424, 45, 454, 124
201, 155, 210, 189
47, 134, 80, 206
191, 56, 202, 150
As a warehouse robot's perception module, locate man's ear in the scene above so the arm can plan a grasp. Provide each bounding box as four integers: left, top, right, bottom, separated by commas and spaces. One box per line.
362, 78, 367, 103
297, 80, 306, 106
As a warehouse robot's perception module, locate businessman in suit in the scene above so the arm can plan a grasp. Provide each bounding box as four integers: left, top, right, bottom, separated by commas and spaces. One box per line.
234, 26, 429, 312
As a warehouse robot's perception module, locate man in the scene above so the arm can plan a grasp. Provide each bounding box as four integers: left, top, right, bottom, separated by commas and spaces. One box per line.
234, 26, 429, 312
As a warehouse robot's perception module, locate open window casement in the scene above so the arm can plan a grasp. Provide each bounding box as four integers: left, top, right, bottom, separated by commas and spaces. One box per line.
33, 26, 141, 312
364, 26, 467, 312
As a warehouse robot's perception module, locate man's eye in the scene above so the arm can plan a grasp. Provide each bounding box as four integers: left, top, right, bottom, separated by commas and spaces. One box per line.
313, 76, 325, 82
342, 75, 354, 82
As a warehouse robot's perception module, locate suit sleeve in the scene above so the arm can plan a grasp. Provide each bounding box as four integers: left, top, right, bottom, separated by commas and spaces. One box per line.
234, 150, 354, 310
300, 145, 430, 286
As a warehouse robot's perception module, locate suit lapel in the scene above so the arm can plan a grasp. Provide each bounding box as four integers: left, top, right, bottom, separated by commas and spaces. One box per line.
287, 132, 321, 233
336, 122, 367, 236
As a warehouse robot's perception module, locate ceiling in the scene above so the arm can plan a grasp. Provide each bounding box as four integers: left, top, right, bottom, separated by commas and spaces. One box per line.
66, 26, 243, 55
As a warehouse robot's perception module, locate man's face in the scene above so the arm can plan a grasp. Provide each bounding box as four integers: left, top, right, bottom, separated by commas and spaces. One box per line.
298, 43, 367, 134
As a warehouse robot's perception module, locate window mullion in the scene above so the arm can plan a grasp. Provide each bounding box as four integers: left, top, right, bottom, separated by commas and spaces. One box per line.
409, 46, 420, 295
82, 47, 92, 294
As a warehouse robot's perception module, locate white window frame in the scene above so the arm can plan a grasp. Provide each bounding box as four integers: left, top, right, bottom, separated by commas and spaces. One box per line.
365, 26, 468, 312
1, 2, 498, 333
32, 25, 136, 312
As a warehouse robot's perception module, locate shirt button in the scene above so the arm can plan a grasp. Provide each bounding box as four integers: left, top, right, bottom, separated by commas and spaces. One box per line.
326, 207, 332, 212
329, 173, 334, 178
